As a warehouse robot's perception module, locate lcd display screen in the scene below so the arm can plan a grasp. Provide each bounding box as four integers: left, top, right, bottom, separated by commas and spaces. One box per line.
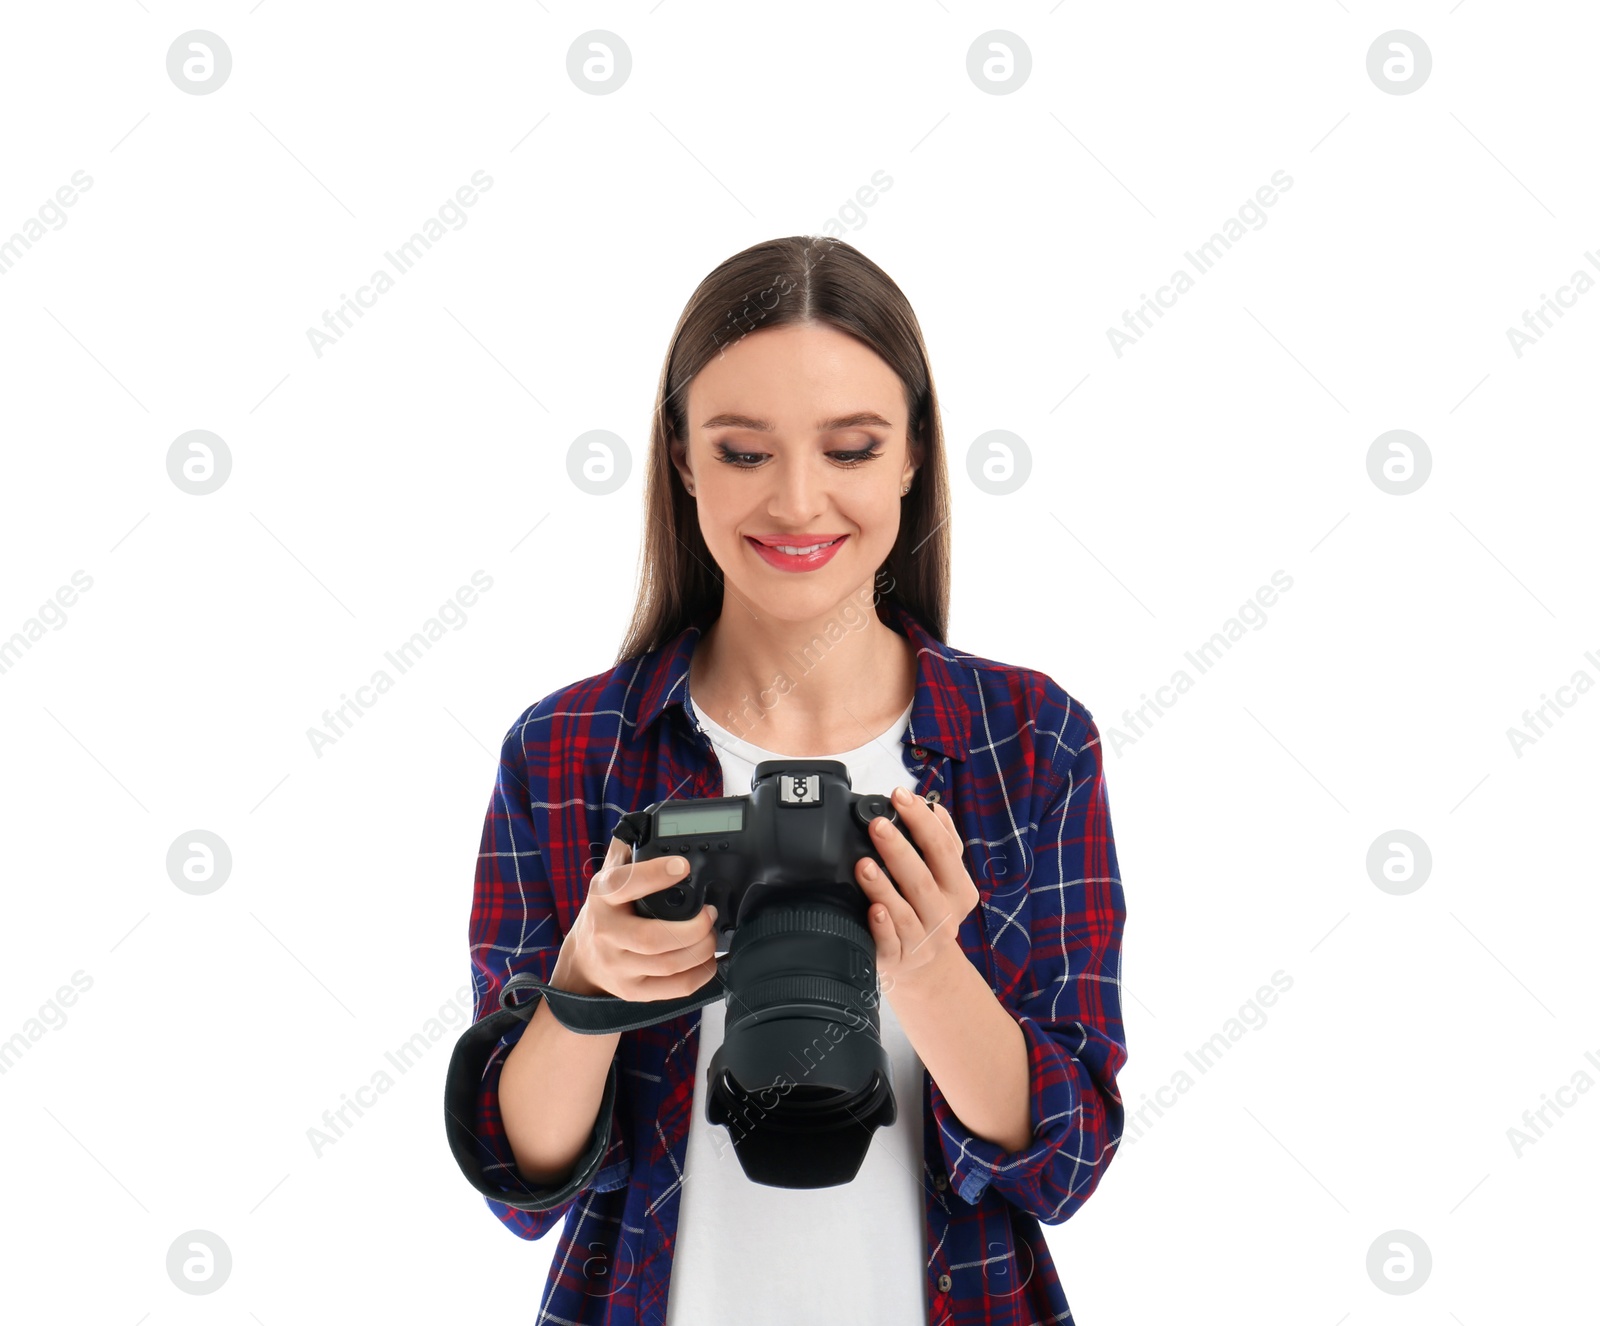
658, 804, 744, 837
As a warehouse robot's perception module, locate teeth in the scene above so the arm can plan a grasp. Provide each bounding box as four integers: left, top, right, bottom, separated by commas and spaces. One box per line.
770, 539, 837, 556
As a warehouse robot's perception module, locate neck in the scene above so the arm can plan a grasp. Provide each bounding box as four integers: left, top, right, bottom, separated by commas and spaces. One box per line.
689, 589, 914, 750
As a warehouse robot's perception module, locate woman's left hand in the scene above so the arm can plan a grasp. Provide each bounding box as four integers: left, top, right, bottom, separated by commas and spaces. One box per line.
855, 786, 980, 992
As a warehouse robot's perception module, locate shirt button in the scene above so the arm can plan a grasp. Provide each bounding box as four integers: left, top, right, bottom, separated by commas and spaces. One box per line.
934, 1174, 948, 1190
910, 745, 927, 760
937, 1273, 952, 1292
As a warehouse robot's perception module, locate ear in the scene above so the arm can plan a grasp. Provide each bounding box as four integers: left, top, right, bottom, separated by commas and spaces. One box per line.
900, 427, 924, 494
669, 435, 695, 494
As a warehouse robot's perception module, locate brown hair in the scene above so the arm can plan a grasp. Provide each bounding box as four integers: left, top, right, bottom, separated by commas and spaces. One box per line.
615, 235, 952, 664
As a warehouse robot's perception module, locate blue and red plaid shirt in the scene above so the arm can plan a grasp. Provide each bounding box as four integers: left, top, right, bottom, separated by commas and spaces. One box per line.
464, 595, 1128, 1324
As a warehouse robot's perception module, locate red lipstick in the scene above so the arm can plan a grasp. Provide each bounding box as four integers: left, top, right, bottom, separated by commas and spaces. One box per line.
744, 533, 848, 573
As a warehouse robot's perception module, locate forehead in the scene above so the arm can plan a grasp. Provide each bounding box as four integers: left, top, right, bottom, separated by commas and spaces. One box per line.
688, 323, 905, 428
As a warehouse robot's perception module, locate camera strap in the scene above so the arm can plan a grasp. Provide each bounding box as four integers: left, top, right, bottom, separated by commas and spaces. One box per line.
442, 962, 730, 1207
508, 962, 729, 1034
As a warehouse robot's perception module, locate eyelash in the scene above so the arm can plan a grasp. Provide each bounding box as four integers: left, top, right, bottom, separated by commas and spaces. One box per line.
713, 442, 883, 469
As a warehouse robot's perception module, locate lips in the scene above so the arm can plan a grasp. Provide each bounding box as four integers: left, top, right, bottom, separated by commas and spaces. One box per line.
744, 533, 849, 573
748, 534, 846, 554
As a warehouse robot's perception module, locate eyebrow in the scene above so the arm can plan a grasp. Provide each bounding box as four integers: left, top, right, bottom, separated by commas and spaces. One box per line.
699, 411, 893, 433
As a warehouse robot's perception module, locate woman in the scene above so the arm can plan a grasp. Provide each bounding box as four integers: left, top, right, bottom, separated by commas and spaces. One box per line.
457, 236, 1128, 1325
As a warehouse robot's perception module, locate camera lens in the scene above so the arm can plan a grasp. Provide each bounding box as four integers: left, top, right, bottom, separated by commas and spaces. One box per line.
705, 901, 895, 1188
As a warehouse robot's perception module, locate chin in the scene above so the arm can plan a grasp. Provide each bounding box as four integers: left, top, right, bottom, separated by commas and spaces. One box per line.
730, 571, 881, 622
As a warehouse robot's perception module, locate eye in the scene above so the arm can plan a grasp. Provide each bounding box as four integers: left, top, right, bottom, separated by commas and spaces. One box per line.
829, 444, 882, 466
713, 443, 766, 467
711, 441, 884, 468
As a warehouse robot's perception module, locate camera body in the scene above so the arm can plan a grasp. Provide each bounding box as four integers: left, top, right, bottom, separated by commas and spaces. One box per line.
613, 759, 911, 939
610, 758, 932, 1188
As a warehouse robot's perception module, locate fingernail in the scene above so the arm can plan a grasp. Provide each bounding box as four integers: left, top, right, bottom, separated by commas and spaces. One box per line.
862, 860, 879, 879
667, 857, 688, 876
707, 905, 718, 922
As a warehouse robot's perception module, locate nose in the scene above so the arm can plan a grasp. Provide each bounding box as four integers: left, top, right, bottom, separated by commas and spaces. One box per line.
763, 449, 829, 526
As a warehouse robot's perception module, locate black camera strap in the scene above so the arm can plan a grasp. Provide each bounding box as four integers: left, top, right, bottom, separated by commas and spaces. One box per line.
442, 962, 730, 1209
511, 962, 729, 1034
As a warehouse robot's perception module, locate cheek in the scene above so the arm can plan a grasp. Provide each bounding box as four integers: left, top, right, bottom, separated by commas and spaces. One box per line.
700, 504, 753, 557
854, 499, 903, 546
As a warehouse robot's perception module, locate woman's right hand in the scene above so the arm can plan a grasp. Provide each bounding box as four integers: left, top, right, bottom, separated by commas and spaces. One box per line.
551, 833, 720, 1000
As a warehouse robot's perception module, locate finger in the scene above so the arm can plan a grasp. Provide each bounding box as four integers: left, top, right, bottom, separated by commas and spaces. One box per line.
591, 847, 694, 908
856, 855, 912, 959
588, 832, 631, 895
891, 787, 957, 855
868, 812, 940, 916
632, 952, 721, 1001
932, 800, 964, 853
615, 903, 718, 956
887, 790, 966, 893
625, 924, 718, 978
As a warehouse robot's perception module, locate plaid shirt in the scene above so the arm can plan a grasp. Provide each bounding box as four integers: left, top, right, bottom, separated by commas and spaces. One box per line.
464, 595, 1128, 1325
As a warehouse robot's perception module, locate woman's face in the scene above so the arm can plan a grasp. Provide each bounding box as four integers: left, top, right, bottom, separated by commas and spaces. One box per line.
671, 321, 918, 624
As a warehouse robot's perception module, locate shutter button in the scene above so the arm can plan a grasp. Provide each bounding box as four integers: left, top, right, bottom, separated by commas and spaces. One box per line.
937, 1273, 952, 1292
852, 794, 892, 829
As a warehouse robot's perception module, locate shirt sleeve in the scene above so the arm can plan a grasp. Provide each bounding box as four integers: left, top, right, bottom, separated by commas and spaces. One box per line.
462, 709, 631, 1241
928, 707, 1128, 1225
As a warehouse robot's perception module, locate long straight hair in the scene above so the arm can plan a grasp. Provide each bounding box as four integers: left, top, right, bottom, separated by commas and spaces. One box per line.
615, 236, 952, 664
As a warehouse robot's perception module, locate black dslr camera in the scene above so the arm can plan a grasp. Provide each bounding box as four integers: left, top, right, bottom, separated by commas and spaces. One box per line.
611, 759, 932, 1188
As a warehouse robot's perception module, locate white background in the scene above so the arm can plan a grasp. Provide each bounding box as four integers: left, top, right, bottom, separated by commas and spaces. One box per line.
1, 2, 1595, 1322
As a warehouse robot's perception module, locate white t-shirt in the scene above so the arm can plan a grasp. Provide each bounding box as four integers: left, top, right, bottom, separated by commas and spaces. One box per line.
662, 695, 928, 1326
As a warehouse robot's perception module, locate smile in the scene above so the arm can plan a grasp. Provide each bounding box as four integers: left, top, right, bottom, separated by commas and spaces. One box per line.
745, 534, 848, 573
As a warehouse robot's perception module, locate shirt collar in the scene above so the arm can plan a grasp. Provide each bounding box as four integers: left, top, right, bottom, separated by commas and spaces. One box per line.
631, 596, 970, 762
